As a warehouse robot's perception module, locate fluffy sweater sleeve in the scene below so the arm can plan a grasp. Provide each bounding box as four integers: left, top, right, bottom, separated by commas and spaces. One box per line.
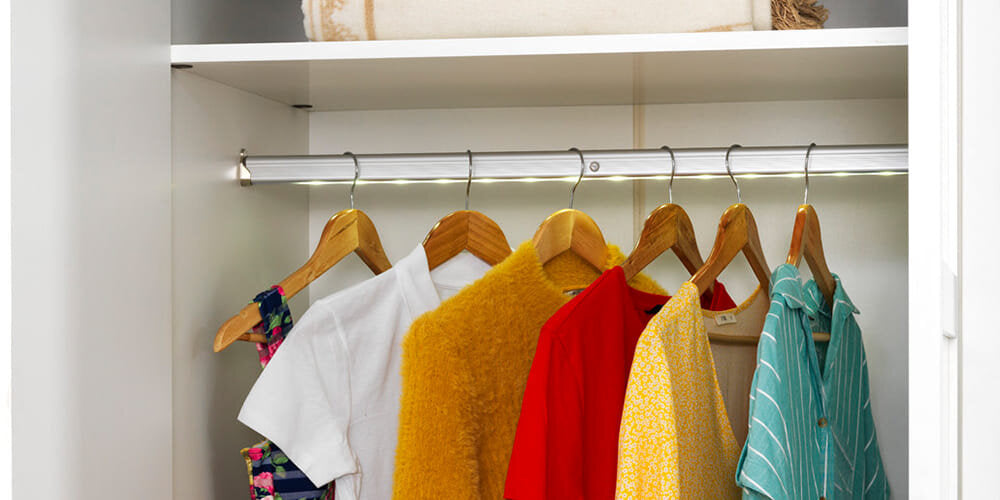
393, 313, 479, 499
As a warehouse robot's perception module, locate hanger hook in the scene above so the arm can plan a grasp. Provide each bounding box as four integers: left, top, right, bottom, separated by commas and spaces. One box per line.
569, 147, 586, 209
803, 142, 816, 205
662, 145, 677, 204
344, 151, 360, 209
725, 144, 742, 204
465, 150, 473, 211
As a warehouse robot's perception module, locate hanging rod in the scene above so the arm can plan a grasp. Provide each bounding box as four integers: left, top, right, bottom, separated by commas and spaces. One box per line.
238, 144, 907, 185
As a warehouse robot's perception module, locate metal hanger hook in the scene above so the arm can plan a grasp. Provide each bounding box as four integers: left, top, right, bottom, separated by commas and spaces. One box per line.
724, 144, 742, 204
662, 145, 677, 204
803, 142, 817, 205
465, 150, 473, 211
344, 151, 360, 209
568, 147, 587, 209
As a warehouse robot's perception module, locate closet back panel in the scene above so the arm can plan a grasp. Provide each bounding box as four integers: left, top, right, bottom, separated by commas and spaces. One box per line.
306, 98, 908, 497
171, 72, 310, 499
12, 0, 173, 498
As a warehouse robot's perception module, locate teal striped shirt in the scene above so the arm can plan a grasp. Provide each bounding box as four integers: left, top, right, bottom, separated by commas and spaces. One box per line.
735, 264, 889, 499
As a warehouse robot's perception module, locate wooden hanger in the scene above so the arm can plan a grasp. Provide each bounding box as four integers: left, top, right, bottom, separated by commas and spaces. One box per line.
622, 146, 706, 281
531, 148, 607, 271
786, 144, 836, 306
213, 153, 391, 353
423, 151, 512, 269
690, 145, 771, 294
692, 145, 829, 345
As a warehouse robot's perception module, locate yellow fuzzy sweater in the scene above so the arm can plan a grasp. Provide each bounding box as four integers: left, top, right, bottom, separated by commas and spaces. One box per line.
393, 241, 665, 499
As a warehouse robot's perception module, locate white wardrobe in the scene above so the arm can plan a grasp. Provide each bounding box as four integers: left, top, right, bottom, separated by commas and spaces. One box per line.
7, 0, 997, 498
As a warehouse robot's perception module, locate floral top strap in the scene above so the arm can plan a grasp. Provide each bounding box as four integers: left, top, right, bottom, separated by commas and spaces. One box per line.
251, 286, 293, 368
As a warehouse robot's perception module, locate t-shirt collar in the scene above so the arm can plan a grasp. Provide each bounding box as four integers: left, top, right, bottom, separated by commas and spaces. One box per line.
395, 244, 446, 318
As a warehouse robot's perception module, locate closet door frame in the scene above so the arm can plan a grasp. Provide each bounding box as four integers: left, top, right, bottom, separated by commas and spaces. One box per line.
0, 0, 10, 497
906, 0, 997, 497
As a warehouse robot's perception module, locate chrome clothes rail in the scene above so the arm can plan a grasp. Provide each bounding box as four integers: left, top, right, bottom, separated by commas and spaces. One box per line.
238, 144, 907, 185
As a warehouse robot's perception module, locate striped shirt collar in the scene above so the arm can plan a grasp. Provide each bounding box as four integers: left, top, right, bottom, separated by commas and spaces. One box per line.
803, 273, 860, 319
770, 264, 859, 318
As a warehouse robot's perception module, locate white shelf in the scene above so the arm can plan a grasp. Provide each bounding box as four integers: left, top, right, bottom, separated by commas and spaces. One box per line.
171, 27, 907, 111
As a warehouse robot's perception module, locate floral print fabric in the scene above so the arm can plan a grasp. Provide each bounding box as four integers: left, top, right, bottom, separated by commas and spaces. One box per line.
243, 286, 335, 500
242, 440, 334, 500
251, 286, 294, 367
616, 281, 741, 499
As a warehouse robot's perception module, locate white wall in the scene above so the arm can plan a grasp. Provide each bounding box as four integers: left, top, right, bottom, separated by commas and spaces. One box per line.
172, 0, 306, 44
12, 0, 173, 497
172, 72, 310, 499
306, 98, 909, 496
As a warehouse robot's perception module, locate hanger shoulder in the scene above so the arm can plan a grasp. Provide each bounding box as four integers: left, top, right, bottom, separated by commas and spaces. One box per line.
424, 210, 511, 269
214, 208, 390, 352
353, 209, 393, 274
691, 204, 770, 294
742, 204, 772, 288
532, 208, 607, 271
622, 203, 704, 281
787, 204, 835, 306
466, 211, 512, 265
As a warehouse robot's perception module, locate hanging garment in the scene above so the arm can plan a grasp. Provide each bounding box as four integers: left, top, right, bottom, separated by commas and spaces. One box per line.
240, 286, 334, 500
616, 281, 743, 500
735, 265, 889, 499
392, 241, 664, 500
251, 286, 294, 367
243, 441, 335, 500
505, 267, 738, 500
239, 246, 491, 500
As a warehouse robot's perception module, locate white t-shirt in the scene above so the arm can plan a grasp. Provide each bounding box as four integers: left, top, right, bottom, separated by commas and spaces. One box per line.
238, 245, 491, 499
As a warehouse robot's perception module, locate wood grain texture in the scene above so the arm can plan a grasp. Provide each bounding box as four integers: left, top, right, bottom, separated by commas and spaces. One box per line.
213, 208, 391, 352
786, 204, 836, 306
690, 203, 771, 294
423, 210, 512, 269
622, 203, 704, 280
531, 208, 608, 272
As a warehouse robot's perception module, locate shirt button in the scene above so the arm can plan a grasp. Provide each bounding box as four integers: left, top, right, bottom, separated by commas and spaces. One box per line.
818, 418, 828, 428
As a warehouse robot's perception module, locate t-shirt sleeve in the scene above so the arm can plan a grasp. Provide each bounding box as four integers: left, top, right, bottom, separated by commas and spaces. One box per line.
393, 316, 478, 499
505, 328, 583, 500
238, 303, 355, 487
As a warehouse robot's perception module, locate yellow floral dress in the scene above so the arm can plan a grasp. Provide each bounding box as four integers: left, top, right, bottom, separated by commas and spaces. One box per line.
616, 282, 741, 499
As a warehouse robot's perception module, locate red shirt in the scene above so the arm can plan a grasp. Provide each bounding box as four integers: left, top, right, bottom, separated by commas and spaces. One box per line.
504, 268, 737, 499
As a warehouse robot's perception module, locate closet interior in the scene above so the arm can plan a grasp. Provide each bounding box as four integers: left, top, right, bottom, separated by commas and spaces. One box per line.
169, 0, 909, 498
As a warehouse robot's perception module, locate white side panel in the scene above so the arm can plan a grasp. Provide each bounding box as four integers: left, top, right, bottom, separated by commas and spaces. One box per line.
959, 0, 1000, 495
172, 72, 309, 500
641, 98, 908, 497
306, 106, 635, 299
11, 0, 172, 498
0, 0, 10, 496
908, 0, 959, 497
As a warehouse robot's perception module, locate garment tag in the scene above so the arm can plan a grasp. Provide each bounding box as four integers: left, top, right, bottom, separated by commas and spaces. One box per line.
714, 312, 738, 326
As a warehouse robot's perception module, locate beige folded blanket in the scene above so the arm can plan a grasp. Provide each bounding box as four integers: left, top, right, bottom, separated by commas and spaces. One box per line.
302, 0, 776, 42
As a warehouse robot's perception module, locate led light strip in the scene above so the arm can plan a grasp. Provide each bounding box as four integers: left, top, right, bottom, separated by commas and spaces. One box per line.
238, 145, 907, 185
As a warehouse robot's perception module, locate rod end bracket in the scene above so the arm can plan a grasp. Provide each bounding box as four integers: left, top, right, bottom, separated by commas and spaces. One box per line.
238, 149, 253, 186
